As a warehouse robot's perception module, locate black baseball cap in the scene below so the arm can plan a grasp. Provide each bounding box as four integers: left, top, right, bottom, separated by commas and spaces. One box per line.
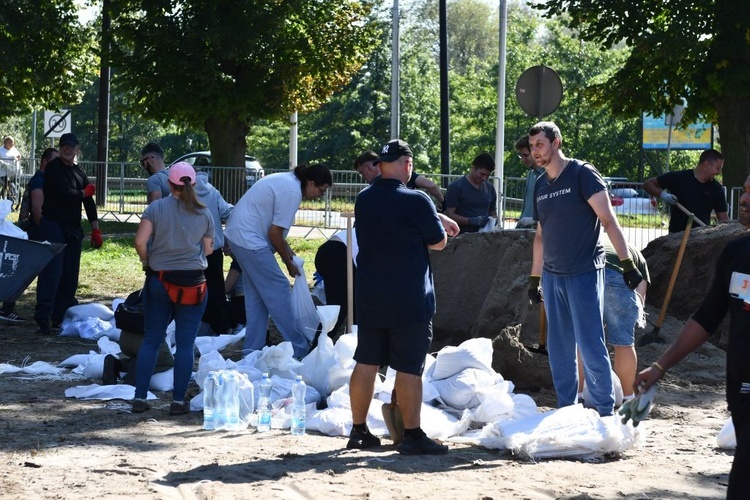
59, 133, 79, 147
378, 139, 413, 162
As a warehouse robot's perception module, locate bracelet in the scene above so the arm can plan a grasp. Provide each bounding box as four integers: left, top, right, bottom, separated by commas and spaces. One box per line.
651, 362, 666, 375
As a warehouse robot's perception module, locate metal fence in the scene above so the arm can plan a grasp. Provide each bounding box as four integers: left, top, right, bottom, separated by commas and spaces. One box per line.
10, 158, 741, 249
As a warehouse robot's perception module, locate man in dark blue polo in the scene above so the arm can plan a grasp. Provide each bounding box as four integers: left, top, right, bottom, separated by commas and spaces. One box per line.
347, 139, 459, 455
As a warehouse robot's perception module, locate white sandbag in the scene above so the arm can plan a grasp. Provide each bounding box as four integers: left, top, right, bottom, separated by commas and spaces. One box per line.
431, 337, 494, 380
422, 406, 472, 440
59, 317, 115, 340
194, 350, 227, 390
58, 354, 91, 368
62, 303, 114, 322
432, 368, 501, 409
470, 379, 519, 423
307, 399, 387, 437
298, 334, 339, 397
483, 404, 639, 460
717, 416, 736, 449
254, 342, 303, 379
149, 368, 173, 392
0, 200, 28, 238
377, 365, 440, 404
317, 305, 340, 335
290, 256, 319, 341
194, 329, 244, 355
96, 336, 122, 356
82, 353, 106, 379
65, 384, 156, 401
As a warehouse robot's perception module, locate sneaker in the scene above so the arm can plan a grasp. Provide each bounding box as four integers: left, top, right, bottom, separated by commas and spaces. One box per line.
346, 428, 382, 449
169, 402, 189, 416
396, 433, 448, 456
131, 399, 150, 413
0, 310, 25, 323
102, 355, 121, 385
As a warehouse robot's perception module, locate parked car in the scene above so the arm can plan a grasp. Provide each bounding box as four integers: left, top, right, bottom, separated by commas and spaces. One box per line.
170, 151, 265, 188
608, 187, 658, 215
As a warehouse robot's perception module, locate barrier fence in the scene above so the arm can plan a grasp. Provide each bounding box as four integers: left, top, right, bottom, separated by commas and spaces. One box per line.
6, 159, 740, 249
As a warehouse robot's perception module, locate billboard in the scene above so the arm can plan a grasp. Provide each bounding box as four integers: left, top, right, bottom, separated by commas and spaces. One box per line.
642, 113, 712, 150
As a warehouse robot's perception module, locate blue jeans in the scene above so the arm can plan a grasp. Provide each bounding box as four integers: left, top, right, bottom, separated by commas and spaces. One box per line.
603, 268, 639, 346
134, 274, 206, 402
229, 242, 309, 359
34, 218, 83, 324
543, 268, 615, 416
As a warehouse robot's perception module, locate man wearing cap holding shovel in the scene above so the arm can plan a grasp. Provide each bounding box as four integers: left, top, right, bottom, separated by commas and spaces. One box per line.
642, 148, 728, 233
34, 133, 102, 335
347, 139, 459, 455
635, 175, 750, 499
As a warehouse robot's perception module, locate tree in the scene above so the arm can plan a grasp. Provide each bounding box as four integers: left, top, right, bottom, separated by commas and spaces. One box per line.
108, 0, 380, 201
534, 0, 750, 189
0, 0, 96, 119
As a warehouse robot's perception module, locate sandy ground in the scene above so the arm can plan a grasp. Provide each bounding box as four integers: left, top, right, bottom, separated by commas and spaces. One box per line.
0, 306, 734, 500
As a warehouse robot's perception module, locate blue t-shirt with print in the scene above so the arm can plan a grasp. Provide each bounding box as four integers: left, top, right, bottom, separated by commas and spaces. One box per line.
533, 159, 606, 276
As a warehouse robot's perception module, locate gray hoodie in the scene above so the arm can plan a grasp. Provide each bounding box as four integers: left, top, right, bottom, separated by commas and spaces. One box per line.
194, 171, 233, 250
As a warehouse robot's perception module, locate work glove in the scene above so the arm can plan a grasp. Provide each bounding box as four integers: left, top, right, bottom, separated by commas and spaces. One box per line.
468, 215, 489, 228
618, 384, 656, 427
528, 275, 543, 304
659, 191, 678, 205
91, 228, 103, 249
620, 258, 643, 290
517, 217, 536, 228
83, 184, 96, 198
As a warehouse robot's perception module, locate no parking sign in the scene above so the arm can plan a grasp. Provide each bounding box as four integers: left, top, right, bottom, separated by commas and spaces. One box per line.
43, 109, 72, 138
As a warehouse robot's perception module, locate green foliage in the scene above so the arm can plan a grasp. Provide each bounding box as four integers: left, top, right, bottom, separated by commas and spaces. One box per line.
0, 1, 97, 119
533, 0, 750, 188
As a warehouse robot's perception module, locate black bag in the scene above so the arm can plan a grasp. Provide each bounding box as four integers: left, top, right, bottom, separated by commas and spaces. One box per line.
115, 288, 145, 334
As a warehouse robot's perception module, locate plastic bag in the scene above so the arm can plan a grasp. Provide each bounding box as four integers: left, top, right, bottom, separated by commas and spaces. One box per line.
290, 256, 319, 341
0, 199, 28, 239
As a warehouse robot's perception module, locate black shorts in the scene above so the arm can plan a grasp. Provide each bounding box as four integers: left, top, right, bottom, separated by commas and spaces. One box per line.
354, 321, 433, 376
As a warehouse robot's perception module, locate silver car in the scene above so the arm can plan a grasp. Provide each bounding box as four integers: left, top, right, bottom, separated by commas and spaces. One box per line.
170, 151, 265, 188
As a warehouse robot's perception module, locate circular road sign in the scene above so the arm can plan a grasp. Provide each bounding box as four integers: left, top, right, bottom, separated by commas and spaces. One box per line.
515, 65, 563, 118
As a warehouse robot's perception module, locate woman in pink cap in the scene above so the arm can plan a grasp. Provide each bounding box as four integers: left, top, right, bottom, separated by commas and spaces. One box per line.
132, 162, 215, 415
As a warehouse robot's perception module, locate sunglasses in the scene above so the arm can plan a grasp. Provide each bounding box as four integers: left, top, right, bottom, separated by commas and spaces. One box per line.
140, 157, 152, 167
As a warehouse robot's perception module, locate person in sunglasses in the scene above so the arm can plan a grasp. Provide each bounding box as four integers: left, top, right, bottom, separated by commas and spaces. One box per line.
140, 142, 171, 204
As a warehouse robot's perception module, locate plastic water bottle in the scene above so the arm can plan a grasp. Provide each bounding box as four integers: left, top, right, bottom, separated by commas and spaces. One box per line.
223, 370, 241, 431
257, 372, 272, 432
203, 371, 219, 430
291, 375, 307, 436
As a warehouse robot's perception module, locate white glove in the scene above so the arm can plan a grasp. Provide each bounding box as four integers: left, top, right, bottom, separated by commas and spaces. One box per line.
660, 191, 678, 205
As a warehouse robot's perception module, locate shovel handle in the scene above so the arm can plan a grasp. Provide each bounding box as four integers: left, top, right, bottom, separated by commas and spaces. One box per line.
655, 214, 694, 327
674, 202, 707, 227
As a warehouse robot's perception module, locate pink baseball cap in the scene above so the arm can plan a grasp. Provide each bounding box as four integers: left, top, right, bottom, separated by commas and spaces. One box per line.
168, 162, 196, 185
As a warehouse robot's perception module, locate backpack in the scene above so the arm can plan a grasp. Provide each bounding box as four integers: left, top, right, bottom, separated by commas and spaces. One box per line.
114, 288, 145, 334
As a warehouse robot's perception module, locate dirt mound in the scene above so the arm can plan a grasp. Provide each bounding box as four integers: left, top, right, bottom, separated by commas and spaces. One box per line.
430, 225, 744, 389
641, 222, 746, 347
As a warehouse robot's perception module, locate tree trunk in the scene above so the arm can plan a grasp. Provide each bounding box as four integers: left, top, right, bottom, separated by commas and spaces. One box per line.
204, 115, 250, 204
714, 98, 750, 193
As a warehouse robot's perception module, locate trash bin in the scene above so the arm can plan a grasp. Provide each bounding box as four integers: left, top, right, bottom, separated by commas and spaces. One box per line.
0, 235, 66, 302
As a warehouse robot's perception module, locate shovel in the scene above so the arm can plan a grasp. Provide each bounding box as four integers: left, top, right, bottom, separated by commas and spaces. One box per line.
527, 303, 548, 355
640, 210, 696, 346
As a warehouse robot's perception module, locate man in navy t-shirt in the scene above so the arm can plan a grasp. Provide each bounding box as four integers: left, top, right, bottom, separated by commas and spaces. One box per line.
528, 121, 643, 417
347, 139, 459, 455
444, 152, 497, 234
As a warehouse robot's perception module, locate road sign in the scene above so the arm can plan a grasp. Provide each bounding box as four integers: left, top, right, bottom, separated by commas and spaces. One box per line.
515, 65, 563, 118
43, 110, 71, 138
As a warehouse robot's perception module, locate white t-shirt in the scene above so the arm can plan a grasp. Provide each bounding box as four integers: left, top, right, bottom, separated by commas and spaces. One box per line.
0, 146, 20, 177
224, 171, 302, 251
